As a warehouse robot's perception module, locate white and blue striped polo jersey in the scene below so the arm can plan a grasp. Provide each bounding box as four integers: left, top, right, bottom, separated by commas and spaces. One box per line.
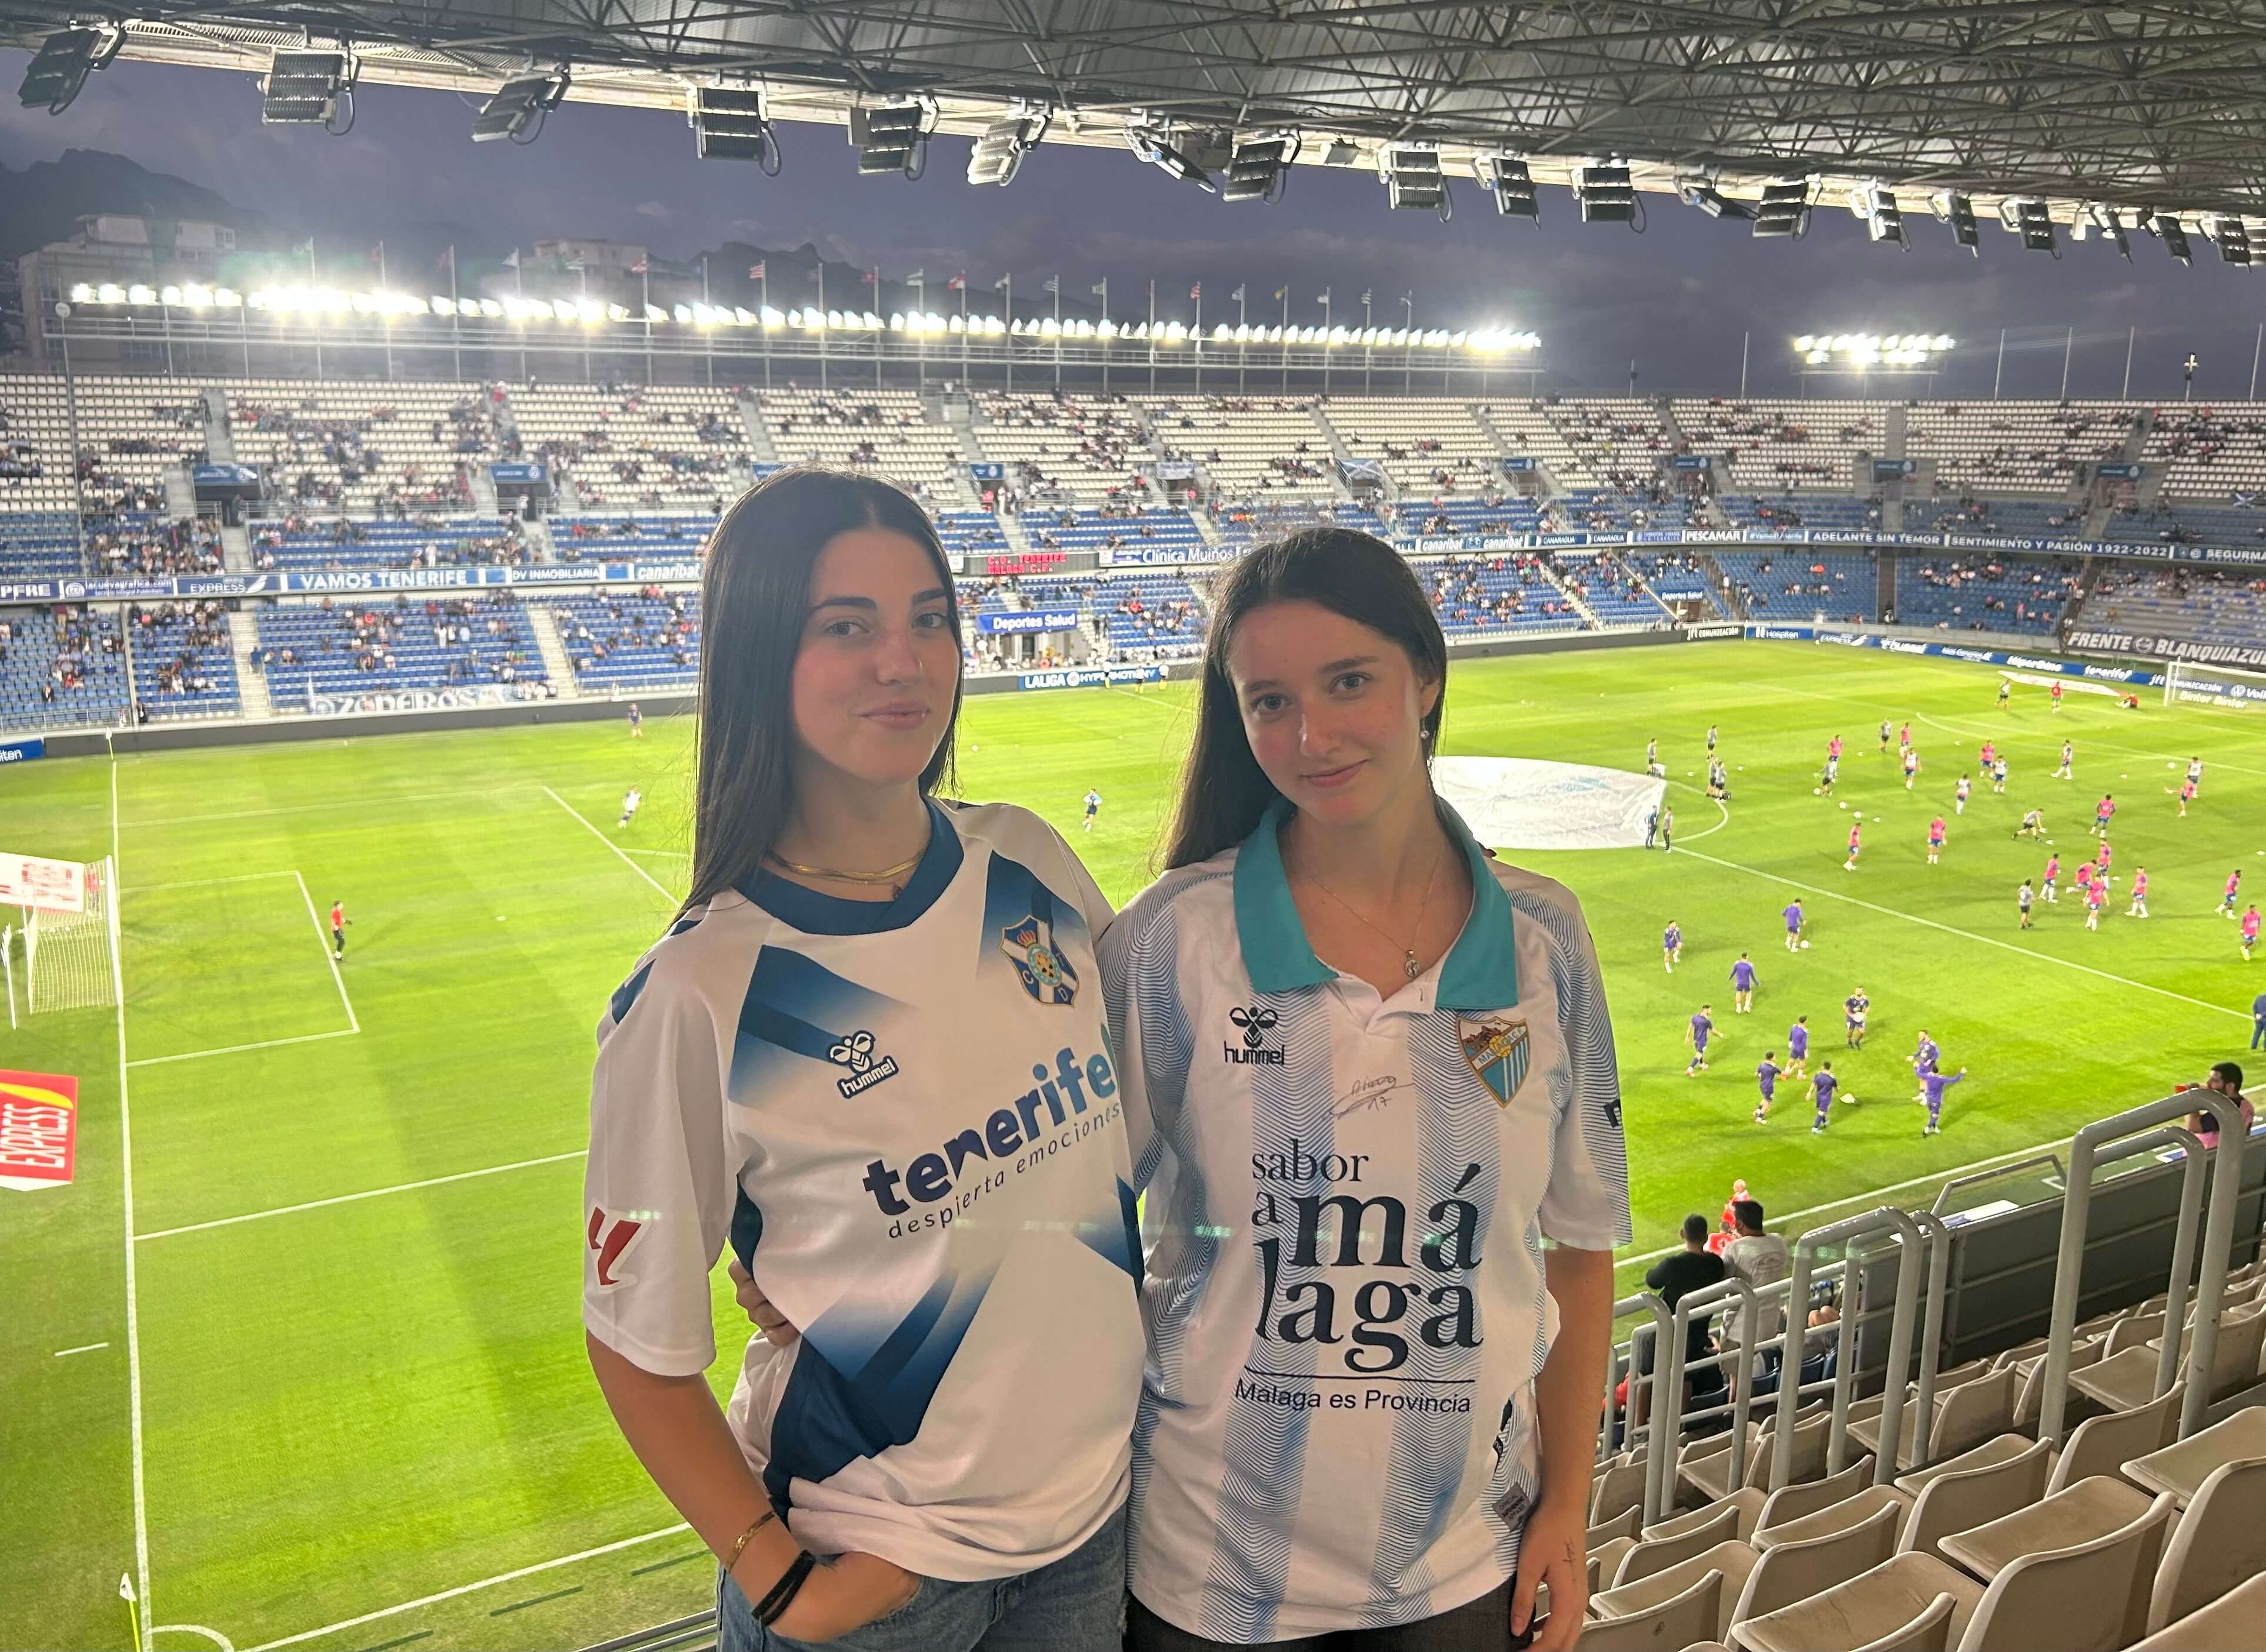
1101, 798, 1631, 1642
582, 800, 1146, 1582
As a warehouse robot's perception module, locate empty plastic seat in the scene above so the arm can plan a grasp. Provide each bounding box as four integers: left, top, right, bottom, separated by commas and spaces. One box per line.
1852, 1367, 2015, 1470
1574, 1568, 1721, 1650
2131, 1568, 2266, 1650
1614, 1500, 1743, 1586
1939, 1474, 2156, 1587
2072, 1305, 2266, 1415
1898, 1438, 2053, 1561
1642, 1487, 1764, 1545
2047, 1386, 2183, 1496
1591, 1540, 1757, 1641
1752, 1484, 1911, 1554
2141, 1454, 2266, 1634
1752, 1454, 1876, 1536
1732, 1498, 1904, 1630
1730, 1554, 1983, 1652
1588, 1503, 1641, 1548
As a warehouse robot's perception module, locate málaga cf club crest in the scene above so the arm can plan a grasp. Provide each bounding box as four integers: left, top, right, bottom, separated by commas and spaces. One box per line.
1459, 1016, 1531, 1106
1000, 914, 1080, 1006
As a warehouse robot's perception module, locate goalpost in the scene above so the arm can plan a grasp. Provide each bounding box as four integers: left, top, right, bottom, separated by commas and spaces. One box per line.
14, 856, 119, 1016
2164, 659, 2266, 711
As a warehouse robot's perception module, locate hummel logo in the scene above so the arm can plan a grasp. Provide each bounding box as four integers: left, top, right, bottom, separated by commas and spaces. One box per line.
1224, 1004, 1286, 1066
826, 1028, 901, 1097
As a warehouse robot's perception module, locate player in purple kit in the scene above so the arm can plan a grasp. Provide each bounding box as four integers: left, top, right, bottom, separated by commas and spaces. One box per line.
2127, 867, 2150, 919
1731, 953, 1758, 1013
1664, 919, 1684, 973
1910, 1029, 1939, 1104
1922, 1066, 1968, 1136
1687, 1004, 1715, 1076
1754, 1053, 1780, 1123
1782, 899, 1805, 952
1844, 989, 1868, 1049
1810, 1063, 1840, 1132
1785, 1015, 1811, 1079
2054, 739, 2075, 780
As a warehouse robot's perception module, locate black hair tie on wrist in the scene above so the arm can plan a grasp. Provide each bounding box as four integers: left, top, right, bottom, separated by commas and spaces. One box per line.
753, 1550, 818, 1626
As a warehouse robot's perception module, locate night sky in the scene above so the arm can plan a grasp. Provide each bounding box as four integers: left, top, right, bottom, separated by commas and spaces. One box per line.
6, 54, 2265, 401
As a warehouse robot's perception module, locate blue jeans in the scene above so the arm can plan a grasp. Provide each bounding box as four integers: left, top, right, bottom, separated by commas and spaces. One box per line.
718, 1501, 1127, 1652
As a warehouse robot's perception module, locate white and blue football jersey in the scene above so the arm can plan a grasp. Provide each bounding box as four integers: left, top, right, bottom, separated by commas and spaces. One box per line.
583, 800, 1145, 1581
1102, 799, 1631, 1641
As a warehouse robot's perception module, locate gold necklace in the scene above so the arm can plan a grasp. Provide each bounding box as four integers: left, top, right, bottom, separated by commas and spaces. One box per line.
1299, 849, 1448, 980
766, 850, 924, 887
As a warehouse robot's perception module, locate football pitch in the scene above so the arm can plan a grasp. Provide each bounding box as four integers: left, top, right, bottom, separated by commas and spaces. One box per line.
5, 639, 2261, 1651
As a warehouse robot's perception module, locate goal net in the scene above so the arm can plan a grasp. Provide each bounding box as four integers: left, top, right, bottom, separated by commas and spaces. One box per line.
2164, 659, 2266, 712
19, 856, 118, 1015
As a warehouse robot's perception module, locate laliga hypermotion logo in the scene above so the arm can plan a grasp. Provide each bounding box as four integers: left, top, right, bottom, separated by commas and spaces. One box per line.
585, 1204, 648, 1289
826, 1028, 901, 1097
999, 913, 1079, 1005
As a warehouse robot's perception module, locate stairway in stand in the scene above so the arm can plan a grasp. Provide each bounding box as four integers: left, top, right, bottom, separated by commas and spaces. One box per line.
528, 606, 584, 699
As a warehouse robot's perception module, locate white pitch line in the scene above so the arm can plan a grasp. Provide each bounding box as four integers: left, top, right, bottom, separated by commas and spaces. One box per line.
242, 1523, 688, 1652
151, 1627, 234, 1652
293, 871, 359, 1034
544, 786, 678, 904
622, 846, 691, 859
119, 789, 536, 829
134, 1149, 588, 1243
125, 1029, 358, 1070
1916, 708, 2266, 783
1671, 843, 2251, 1025
54, 1341, 111, 1357
112, 758, 152, 1644
124, 872, 299, 894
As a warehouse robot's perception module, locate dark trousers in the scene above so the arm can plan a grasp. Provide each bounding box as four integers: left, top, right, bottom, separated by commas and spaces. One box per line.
1125, 1581, 1531, 1651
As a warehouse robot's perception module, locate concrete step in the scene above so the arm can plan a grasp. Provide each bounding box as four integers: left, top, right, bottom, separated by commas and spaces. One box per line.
220, 522, 252, 574
227, 612, 275, 720
527, 605, 583, 699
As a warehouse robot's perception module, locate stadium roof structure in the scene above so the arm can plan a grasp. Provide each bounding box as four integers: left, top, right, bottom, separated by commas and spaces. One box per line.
8, 1, 2266, 232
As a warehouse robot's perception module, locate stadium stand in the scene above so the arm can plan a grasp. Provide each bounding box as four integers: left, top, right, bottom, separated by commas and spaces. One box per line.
0, 605, 127, 730
1910, 496, 2088, 539
226, 380, 501, 515
252, 595, 548, 710
549, 590, 700, 692
1674, 398, 1884, 493
1015, 504, 1206, 559
0, 511, 84, 578
2104, 502, 2266, 548
2142, 405, 2266, 502
1720, 494, 1882, 533
1559, 550, 1672, 626
1715, 548, 1880, 622
1382, 493, 1546, 539
0, 377, 84, 518
1892, 555, 2085, 633
251, 513, 531, 572
968, 392, 1158, 502
71, 379, 211, 513
1483, 401, 1601, 488
511, 383, 744, 513
88, 515, 223, 577
1545, 397, 1677, 492
2078, 565, 2266, 650
1628, 552, 1730, 617
1560, 488, 1695, 532
758, 386, 964, 500
1142, 395, 1337, 499
124, 599, 239, 719
1322, 396, 1502, 495
1017, 570, 1208, 658
552, 514, 714, 559
1415, 552, 1584, 636
1905, 400, 2140, 493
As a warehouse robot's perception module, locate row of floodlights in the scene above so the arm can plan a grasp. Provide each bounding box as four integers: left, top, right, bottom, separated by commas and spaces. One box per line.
1795, 333, 1958, 366
61, 283, 1538, 349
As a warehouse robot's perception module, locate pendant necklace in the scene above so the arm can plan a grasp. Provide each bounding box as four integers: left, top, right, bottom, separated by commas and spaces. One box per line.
1300, 850, 1447, 980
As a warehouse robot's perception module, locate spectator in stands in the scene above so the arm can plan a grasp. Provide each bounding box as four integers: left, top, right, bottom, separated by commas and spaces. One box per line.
1723, 1200, 1793, 1387
2188, 1060, 2253, 1150
1648, 1214, 1730, 1418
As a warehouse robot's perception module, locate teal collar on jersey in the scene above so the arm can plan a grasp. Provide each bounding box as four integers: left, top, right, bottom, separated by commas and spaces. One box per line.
745, 797, 964, 935
1234, 795, 1519, 1010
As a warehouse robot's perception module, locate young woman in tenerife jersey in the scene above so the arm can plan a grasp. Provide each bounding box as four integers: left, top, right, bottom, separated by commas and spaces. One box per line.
582, 469, 1144, 1652
1103, 527, 1629, 1651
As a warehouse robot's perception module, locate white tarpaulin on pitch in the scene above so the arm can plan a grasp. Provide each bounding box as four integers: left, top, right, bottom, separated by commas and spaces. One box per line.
1432, 757, 1666, 852
0, 852, 85, 914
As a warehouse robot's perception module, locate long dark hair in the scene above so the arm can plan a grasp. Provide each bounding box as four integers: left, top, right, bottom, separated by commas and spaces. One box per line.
682, 467, 961, 917
1164, 526, 1448, 869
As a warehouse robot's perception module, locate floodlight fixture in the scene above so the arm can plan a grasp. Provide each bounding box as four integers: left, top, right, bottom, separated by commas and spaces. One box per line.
1223, 132, 1299, 203
1479, 155, 1539, 220
1678, 179, 1754, 221
2082, 202, 2131, 261
1999, 197, 2057, 253
2147, 210, 2193, 266
261, 48, 356, 128
473, 68, 570, 144
849, 99, 932, 178
2212, 216, 2251, 267
1576, 161, 1637, 225
689, 86, 781, 170
1380, 143, 1451, 218
1124, 116, 1216, 192
1848, 182, 1906, 246
1752, 178, 1812, 238
1930, 191, 1980, 255
968, 104, 1051, 186
18, 26, 122, 114
1322, 138, 1361, 166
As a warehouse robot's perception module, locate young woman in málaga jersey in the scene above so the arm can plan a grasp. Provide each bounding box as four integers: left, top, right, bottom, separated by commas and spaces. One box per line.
582, 469, 1144, 1652
1102, 530, 1627, 1651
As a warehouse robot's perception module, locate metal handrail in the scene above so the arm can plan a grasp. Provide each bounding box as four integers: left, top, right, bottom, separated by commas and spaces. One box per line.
1931, 1154, 2065, 1214
1774, 1206, 1924, 1490
1649, 1273, 1760, 1523
2038, 1094, 2248, 1445
2094, 1124, 2207, 1404
1905, 1210, 1952, 1466
1612, 1296, 1671, 1467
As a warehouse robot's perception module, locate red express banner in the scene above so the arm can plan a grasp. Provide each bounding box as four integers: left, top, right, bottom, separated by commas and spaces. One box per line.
0, 1070, 79, 1191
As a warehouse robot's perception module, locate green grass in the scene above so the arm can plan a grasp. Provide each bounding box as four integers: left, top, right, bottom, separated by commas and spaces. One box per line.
4, 640, 2261, 1651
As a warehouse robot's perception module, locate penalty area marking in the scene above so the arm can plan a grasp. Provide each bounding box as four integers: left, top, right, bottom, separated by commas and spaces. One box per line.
54, 1341, 109, 1357
119, 872, 358, 1067
242, 1523, 687, 1652
153, 1629, 235, 1652
126, 1029, 356, 1070
544, 786, 678, 905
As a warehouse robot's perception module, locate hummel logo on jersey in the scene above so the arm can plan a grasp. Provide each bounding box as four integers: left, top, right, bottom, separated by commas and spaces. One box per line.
587, 1204, 648, 1289
999, 913, 1079, 1006
1225, 1004, 1285, 1065
827, 1028, 902, 1097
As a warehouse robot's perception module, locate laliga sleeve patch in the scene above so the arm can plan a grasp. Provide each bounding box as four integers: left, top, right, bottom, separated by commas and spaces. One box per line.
587, 1204, 649, 1289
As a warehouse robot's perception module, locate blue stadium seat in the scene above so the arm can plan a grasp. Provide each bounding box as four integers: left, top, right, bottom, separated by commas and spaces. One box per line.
252, 596, 545, 710
0, 512, 84, 578
1714, 549, 1880, 622
0, 606, 128, 730
1893, 557, 2084, 633
125, 602, 242, 719
548, 592, 701, 692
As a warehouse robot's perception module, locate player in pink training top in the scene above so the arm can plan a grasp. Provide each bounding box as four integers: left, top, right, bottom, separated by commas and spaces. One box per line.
2043, 852, 2061, 903
1844, 820, 1862, 873
2097, 839, 2114, 879
2094, 793, 2115, 837
1927, 816, 1947, 865
1828, 734, 1843, 762
2177, 779, 2197, 816
2241, 904, 2260, 960
2127, 867, 2150, 919
2225, 870, 2244, 919
2086, 879, 2108, 931
1978, 739, 1997, 767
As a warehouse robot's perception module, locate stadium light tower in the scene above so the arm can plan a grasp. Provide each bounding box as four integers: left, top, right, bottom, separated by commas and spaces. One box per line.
17, 25, 122, 114
1847, 183, 1906, 246
2077, 202, 2132, 261
2146, 211, 2194, 266
848, 99, 933, 178
1575, 161, 1637, 226
1379, 143, 1451, 219
1999, 198, 2058, 255
1678, 178, 1755, 221
1931, 191, 1980, 255
473, 68, 571, 144
691, 86, 781, 171
1478, 155, 1539, 221
1752, 178, 1813, 238
968, 104, 1050, 186
261, 46, 356, 129
2208, 216, 2252, 267
1223, 132, 1299, 203
1794, 332, 1954, 392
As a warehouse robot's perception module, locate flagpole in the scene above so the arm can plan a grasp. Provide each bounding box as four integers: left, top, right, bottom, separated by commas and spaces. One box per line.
121, 1574, 142, 1652
1003, 273, 1012, 392
1098, 276, 1108, 395
959, 275, 968, 388
1321, 288, 1331, 398
756, 261, 768, 391
1052, 273, 1062, 392
514, 251, 526, 382
1279, 285, 1289, 394
1194, 284, 1202, 394
911, 271, 926, 390
1236, 284, 1247, 393
1402, 291, 1414, 394
446, 245, 461, 381
308, 237, 323, 379
642, 262, 652, 385
702, 254, 715, 388
1147, 278, 1156, 396
1364, 289, 1374, 393
376, 241, 392, 381
817, 261, 827, 391
872, 266, 882, 391
580, 261, 591, 382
